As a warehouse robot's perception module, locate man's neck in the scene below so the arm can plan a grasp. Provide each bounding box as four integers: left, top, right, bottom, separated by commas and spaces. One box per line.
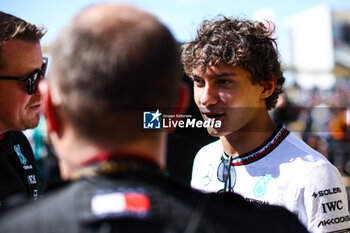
51, 130, 166, 180
0, 126, 7, 135
0, 132, 5, 141
220, 114, 276, 157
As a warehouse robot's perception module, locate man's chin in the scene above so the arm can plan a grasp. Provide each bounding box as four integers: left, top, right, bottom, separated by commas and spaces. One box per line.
206, 127, 226, 137
25, 115, 41, 130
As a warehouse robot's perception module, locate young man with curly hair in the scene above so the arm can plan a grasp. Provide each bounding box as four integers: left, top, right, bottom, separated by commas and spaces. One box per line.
182, 16, 350, 233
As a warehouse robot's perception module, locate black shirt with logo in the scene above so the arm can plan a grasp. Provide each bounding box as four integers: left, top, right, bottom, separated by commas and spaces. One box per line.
0, 131, 39, 207
0, 157, 308, 233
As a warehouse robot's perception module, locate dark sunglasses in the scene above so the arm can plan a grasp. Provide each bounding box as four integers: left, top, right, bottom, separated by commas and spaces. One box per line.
217, 156, 236, 193
0, 57, 48, 95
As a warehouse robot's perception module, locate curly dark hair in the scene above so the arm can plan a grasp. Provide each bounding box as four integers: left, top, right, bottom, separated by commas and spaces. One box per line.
181, 16, 284, 110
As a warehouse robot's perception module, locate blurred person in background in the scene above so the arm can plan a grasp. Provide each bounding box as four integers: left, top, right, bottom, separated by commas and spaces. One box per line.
0, 11, 46, 207
182, 16, 350, 232
0, 4, 309, 233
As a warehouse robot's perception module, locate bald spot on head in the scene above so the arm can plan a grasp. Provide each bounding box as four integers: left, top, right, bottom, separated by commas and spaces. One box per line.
49, 3, 180, 146
75, 4, 157, 32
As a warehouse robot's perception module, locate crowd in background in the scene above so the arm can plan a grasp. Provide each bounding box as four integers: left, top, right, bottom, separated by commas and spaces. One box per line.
272, 76, 350, 175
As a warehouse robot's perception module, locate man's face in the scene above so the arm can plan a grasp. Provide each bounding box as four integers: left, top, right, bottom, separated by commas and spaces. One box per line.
0, 39, 43, 132
192, 65, 267, 137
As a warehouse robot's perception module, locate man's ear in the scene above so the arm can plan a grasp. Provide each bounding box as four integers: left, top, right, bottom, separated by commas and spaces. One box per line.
260, 72, 277, 99
39, 81, 62, 136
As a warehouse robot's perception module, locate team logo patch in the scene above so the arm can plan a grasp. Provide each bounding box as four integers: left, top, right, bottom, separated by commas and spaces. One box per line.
14, 144, 27, 165
253, 174, 272, 197
143, 110, 161, 129
33, 189, 38, 199
202, 164, 214, 186
91, 190, 151, 219
312, 187, 342, 198
317, 215, 350, 227
27, 175, 37, 184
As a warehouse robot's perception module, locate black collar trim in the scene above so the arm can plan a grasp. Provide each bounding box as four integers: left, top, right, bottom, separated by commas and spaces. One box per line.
222, 125, 289, 166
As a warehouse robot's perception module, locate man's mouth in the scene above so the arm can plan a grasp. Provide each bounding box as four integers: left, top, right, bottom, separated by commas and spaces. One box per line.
202, 112, 225, 120
28, 102, 41, 109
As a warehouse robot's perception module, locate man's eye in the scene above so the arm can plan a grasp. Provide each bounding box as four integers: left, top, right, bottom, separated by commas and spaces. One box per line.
193, 78, 205, 86
218, 79, 231, 85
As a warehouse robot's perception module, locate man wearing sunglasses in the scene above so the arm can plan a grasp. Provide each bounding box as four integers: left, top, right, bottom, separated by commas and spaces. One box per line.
0, 11, 46, 207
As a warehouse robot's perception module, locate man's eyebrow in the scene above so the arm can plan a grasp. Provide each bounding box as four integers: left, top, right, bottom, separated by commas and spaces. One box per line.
215, 72, 236, 78
24, 61, 45, 77
24, 68, 40, 78
191, 72, 236, 79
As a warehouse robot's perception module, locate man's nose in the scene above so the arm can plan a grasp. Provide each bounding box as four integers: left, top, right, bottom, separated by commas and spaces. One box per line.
200, 84, 218, 106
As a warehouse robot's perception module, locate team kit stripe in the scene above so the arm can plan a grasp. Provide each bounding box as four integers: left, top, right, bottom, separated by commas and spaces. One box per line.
222, 125, 289, 166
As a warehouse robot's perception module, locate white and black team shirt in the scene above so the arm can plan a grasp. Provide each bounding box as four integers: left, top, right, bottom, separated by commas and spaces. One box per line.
191, 125, 350, 233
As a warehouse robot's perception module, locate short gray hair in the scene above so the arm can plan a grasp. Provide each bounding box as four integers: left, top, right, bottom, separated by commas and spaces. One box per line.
50, 4, 181, 145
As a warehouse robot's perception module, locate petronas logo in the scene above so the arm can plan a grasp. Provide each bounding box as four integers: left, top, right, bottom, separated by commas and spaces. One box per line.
253, 175, 272, 197
14, 144, 27, 165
